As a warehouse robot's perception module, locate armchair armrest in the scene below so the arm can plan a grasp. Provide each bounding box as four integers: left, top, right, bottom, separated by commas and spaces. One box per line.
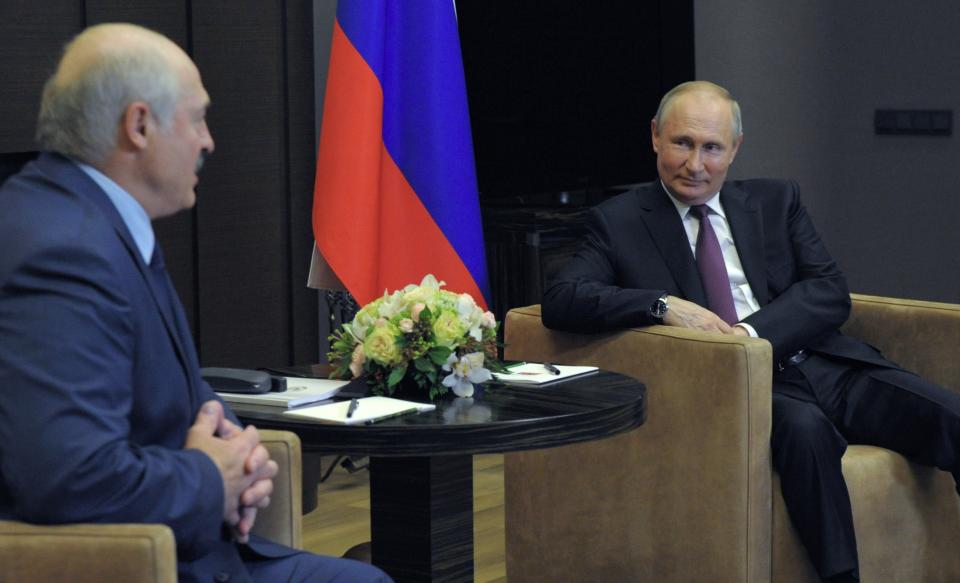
0, 521, 176, 583
503, 305, 773, 581
252, 429, 303, 549
0, 430, 302, 582
843, 293, 960, 391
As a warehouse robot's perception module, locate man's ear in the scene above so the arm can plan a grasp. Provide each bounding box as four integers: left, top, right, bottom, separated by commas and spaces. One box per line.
650, 118, 660, 154
729, 132, 744, 162
120, 102, 151, 150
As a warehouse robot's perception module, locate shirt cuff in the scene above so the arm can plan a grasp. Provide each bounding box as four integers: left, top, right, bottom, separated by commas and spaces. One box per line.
735, 322, 759, 338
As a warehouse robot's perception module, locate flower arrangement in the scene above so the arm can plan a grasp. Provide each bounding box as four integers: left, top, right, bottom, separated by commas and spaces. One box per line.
328, 275, 503, 400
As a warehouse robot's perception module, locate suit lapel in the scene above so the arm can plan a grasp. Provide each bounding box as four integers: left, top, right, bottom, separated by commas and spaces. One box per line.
634, 184, 707, 305
36, 154, 196, 384
720, 184, 769, 306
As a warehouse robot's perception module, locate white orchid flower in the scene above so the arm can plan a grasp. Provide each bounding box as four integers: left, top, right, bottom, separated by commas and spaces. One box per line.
350, 304, 380, 341
441, 352, 491, 398
343, 321, 366, 342
480, 311, 496, 329
419, 274, 444, 290
378, 290, 405, 319
455, 293, 485, 341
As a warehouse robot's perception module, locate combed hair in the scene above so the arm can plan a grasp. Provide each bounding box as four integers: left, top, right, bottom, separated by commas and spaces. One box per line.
36, 46, 180, 165
654, 80, 743, 137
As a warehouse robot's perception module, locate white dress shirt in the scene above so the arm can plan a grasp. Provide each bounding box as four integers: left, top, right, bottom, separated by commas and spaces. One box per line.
661, 182, 761, 336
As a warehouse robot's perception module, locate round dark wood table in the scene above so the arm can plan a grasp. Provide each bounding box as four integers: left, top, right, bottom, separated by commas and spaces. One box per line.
231, 366, 645, 583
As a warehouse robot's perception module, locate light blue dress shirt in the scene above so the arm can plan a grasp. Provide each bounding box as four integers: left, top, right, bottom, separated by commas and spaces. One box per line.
76, 161, 155, 265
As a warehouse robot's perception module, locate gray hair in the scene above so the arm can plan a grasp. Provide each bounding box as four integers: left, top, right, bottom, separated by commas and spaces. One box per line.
36, 43, 180, 165
654, 80, 743, 138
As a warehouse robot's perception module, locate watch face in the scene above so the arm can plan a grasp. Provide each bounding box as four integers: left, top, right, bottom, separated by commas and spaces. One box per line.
651, 298, 668, 318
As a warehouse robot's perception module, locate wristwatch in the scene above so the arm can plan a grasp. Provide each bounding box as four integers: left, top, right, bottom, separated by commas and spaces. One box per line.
650, 293, 669, 323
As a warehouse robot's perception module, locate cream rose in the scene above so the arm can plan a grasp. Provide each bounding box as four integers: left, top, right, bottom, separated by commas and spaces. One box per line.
432, 309, 466, 347
363, 325, 402, 365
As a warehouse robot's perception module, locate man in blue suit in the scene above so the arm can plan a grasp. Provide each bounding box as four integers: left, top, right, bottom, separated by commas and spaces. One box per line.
543, 81, 960, 583
0, 23, 390, 583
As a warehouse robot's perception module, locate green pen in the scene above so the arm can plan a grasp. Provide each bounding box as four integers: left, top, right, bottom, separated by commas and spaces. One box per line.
363, 407, 421, 425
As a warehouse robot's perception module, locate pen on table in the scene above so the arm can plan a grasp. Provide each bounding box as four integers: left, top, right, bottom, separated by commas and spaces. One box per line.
543, 362, 562, 375
346, 398, 359, 418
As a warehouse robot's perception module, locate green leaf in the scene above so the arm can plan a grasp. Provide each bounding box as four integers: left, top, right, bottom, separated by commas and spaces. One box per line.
428, 384, 448, 400
413, 357, 435, 373
419, 305, 433, 322
428, 346, 452, 365
330, 363, 352, 379
387, 364, 408, 387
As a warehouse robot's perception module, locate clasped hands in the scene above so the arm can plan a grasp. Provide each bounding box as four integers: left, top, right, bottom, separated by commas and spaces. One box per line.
186, 400, 278, 543
661, 295, 749, 336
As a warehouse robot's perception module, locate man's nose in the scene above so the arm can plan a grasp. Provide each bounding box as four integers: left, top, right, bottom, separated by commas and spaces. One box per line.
685, 149, 704, 173
202, 122, 215, 154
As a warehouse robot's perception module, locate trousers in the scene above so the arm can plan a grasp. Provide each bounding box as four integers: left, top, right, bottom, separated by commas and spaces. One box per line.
771, 353, 960, 579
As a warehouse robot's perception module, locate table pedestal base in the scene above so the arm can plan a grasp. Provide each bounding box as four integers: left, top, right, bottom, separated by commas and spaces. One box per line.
370, 455, 474, 582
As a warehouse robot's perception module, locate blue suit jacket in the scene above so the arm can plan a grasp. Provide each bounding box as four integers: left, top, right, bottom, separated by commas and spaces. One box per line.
0, 153, 292, 582
543, 179, 896, 368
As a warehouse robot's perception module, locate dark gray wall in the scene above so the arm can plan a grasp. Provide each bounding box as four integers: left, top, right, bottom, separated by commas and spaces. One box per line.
696, 2, 960, 302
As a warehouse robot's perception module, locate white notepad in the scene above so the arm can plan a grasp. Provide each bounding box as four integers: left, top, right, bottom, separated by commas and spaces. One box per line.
283, 396, 436, 425
492, 362, 599, 386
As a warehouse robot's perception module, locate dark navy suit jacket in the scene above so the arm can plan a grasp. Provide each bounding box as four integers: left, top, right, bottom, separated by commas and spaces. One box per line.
0, 153, 293, 582
542, 179, 896, 368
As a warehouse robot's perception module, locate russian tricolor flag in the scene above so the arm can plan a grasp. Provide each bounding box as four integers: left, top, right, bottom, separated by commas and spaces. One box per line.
312, 0, 490, 308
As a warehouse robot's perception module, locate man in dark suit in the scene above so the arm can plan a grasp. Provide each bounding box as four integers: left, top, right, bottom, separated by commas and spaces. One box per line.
0, 23, 390, 583
543, 80, 960, 583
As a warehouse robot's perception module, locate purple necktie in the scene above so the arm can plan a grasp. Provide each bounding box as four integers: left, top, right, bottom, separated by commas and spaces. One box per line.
691, 205, 738, 324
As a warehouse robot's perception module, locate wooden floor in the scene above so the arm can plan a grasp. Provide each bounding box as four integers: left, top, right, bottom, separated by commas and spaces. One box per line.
302, 454, 507, 583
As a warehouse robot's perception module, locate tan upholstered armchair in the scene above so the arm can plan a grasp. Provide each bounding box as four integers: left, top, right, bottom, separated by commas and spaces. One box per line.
0, 429, 302, 583
503, 294, 960, 582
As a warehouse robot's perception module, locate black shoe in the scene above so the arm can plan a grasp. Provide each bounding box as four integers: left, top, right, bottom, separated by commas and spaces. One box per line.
826, 571, 859, 583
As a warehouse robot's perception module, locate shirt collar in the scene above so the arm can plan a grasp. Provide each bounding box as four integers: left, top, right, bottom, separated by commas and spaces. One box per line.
75, 161, 155, 264
659, 180, 725, 219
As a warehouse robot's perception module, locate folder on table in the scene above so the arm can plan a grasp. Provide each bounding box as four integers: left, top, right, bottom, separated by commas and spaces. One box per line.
217, 377, 348, 408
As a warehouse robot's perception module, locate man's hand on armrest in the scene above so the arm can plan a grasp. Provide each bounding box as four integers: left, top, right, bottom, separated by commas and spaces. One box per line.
731, 325, 752, 337
662, 296, 734, 334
